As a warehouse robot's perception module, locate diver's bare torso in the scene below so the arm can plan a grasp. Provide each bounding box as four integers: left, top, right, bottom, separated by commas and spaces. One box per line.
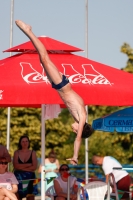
57, 83, 87, 123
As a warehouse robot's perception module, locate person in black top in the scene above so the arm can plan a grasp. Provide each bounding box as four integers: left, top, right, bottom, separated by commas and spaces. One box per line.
13, 135, 37, 200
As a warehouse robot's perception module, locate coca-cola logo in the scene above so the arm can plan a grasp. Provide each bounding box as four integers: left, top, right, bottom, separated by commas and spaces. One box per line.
20, 62, 113, 85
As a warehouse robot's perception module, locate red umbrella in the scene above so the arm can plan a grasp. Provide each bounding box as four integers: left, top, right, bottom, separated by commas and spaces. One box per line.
3, 36, 82, 53
0, 48, 133, 107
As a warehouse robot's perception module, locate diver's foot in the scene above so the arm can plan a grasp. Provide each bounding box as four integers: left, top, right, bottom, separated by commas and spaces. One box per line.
15, 20, 32, 34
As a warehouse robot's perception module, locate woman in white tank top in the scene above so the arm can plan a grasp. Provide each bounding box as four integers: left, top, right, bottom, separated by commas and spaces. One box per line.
54, 164, 78, 200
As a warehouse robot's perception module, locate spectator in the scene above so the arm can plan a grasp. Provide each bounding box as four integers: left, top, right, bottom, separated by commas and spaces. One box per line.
92, 155, 131, 199
0, 144, 11, 162
54, 164, 78, 200
13, 135, 38, 200
0, 157, 18, 200
38, 151, 60, 191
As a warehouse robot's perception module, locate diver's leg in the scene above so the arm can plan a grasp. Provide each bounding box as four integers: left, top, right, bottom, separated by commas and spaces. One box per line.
15, 20, 62, 85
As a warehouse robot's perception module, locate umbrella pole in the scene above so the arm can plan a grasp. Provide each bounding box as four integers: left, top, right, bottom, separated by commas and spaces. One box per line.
41, 104, 45, 200
7, 0, 14, 165
85, 106, 89, 184
7, 0, 14, 147
85, 0, 88, 57
85, 0, 89, 184
6, 108, 10, 151
10, 0, 14, 56
67, 176, 70, 200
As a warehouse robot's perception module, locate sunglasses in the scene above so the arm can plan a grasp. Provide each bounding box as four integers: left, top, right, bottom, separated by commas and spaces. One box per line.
0, 162, 8, 165
60, 168, 69, 171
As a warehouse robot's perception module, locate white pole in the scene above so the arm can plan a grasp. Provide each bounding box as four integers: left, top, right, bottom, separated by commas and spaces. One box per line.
85, 0, 89, 184
85, 108, 88, 184
7, 0, 14, 151
41, 104, 45, 200
67, 176, 70, 200
6, 108, 10, 151
85, 0, 88, 57
10, 0, 14, 56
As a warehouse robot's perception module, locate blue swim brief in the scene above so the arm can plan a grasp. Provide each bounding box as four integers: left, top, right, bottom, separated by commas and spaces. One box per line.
52, 75, 69, 90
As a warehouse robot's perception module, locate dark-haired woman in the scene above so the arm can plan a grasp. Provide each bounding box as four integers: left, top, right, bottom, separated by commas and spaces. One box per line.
13, 135, 37, 200
54, 164, 78, 200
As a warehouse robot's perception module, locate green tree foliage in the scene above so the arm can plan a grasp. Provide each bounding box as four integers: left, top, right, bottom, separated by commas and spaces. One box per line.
0, 107, 41, 157
121, 43, 133, 73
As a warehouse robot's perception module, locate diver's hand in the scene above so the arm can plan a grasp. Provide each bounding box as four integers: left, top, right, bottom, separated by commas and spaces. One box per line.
66, 157, 78, 165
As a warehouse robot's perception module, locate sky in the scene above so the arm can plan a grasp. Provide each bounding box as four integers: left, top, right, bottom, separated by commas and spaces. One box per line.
0, 0, 133, 69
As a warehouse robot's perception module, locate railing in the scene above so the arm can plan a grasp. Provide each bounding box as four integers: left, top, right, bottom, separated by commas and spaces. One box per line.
68, 164, 133, 181
68, 164, 104, 179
